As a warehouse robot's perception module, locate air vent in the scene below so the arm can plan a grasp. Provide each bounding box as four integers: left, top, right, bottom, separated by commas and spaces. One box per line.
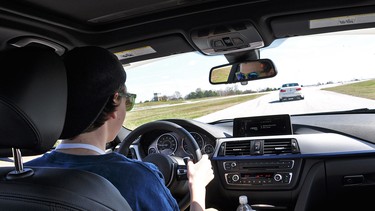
264, 139, 298, 155
219, 139, 299, 157
223, 141, 251, 156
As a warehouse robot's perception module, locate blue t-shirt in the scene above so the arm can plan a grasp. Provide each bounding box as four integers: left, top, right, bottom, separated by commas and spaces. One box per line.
25, 151, 179, 211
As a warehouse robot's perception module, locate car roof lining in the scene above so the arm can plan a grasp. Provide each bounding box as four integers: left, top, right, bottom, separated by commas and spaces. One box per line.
1, 1, 375, 63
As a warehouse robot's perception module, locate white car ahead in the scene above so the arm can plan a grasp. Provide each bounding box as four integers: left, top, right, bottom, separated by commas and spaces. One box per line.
279, 83, 304, 101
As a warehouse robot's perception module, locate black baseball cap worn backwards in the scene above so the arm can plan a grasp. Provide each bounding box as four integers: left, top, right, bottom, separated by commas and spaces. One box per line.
60, 46, 126, 139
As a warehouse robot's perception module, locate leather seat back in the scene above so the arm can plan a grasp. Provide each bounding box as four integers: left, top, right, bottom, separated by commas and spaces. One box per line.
0, 46, 132, 210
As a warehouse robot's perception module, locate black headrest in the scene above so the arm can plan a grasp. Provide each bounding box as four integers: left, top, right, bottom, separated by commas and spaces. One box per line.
0, 47, 67, 154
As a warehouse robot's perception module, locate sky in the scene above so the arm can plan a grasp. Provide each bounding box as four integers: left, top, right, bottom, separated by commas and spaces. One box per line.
125, 29, 375, 103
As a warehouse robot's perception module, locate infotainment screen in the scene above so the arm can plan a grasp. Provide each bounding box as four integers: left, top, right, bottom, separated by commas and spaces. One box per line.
233, 114, 292, 137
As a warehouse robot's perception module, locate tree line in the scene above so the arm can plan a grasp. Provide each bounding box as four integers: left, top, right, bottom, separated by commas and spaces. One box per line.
140, 86, 277, 103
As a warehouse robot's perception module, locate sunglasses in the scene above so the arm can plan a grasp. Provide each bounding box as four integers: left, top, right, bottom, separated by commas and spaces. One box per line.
235, 71, 259, 80
118, 91, 137, 111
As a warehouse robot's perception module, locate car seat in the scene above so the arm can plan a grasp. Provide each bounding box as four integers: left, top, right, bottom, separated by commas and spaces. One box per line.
0, 46, 132, 210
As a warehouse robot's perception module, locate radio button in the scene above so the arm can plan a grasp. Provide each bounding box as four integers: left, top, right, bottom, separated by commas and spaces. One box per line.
232, 174, 240, 182
274, 174, 282, 182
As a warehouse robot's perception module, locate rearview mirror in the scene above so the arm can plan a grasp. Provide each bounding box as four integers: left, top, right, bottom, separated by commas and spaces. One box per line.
209, 59, 277, 84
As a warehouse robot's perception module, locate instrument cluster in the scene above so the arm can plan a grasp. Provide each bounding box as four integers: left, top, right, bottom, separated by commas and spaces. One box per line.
147, 131, 215, 157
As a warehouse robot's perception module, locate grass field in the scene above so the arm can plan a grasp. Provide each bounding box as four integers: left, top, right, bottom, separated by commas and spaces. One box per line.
322, 79, 375, 100
124, 79, 374, 130
210, 65, 231, 83
124, 94, 264, 129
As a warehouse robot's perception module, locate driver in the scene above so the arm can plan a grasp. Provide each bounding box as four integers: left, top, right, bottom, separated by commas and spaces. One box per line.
236, 60, 275, 81
25, 46, 214, 211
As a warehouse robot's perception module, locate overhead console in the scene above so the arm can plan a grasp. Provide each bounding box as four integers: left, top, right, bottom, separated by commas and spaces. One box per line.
190, 21, 264, 55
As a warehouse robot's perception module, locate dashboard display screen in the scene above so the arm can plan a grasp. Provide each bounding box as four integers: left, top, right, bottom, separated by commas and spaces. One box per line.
233, 114, 292, 137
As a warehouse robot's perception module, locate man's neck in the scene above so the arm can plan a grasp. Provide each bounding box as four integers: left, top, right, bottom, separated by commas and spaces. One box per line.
56, 141, 106, 155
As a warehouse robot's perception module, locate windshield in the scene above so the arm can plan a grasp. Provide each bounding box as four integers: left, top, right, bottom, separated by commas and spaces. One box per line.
124, 28, 375, 130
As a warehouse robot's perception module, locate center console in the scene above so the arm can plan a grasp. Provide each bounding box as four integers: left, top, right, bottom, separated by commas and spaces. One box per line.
217, 159, 301, 190
214, 114, 301, 190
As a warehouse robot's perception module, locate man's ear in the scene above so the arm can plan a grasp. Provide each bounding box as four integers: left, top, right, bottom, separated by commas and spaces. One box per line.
108, 110, 117, 119
109, 93, 120, 119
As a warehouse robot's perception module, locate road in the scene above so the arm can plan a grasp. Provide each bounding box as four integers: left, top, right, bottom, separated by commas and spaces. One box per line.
195, 85, 375, 123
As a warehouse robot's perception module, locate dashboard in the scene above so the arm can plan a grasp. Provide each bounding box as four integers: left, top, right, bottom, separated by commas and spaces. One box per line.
124, 113, 375, 211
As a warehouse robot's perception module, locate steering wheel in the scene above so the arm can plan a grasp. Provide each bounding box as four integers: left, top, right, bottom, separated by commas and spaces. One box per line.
117, 120, 202, 210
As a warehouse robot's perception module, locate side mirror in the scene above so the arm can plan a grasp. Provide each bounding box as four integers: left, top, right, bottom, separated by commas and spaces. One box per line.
209, 59, 277, 84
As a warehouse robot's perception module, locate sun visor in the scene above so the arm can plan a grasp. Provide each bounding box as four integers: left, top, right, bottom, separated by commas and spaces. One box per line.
190, 21, 264, 55
110, 34, 194, 64
271, 7, 375, 38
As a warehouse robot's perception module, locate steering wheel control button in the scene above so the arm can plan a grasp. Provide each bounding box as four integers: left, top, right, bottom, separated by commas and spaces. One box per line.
177, 167, 188, 180
177, 169, 187, 175
183, 157, 190, 165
